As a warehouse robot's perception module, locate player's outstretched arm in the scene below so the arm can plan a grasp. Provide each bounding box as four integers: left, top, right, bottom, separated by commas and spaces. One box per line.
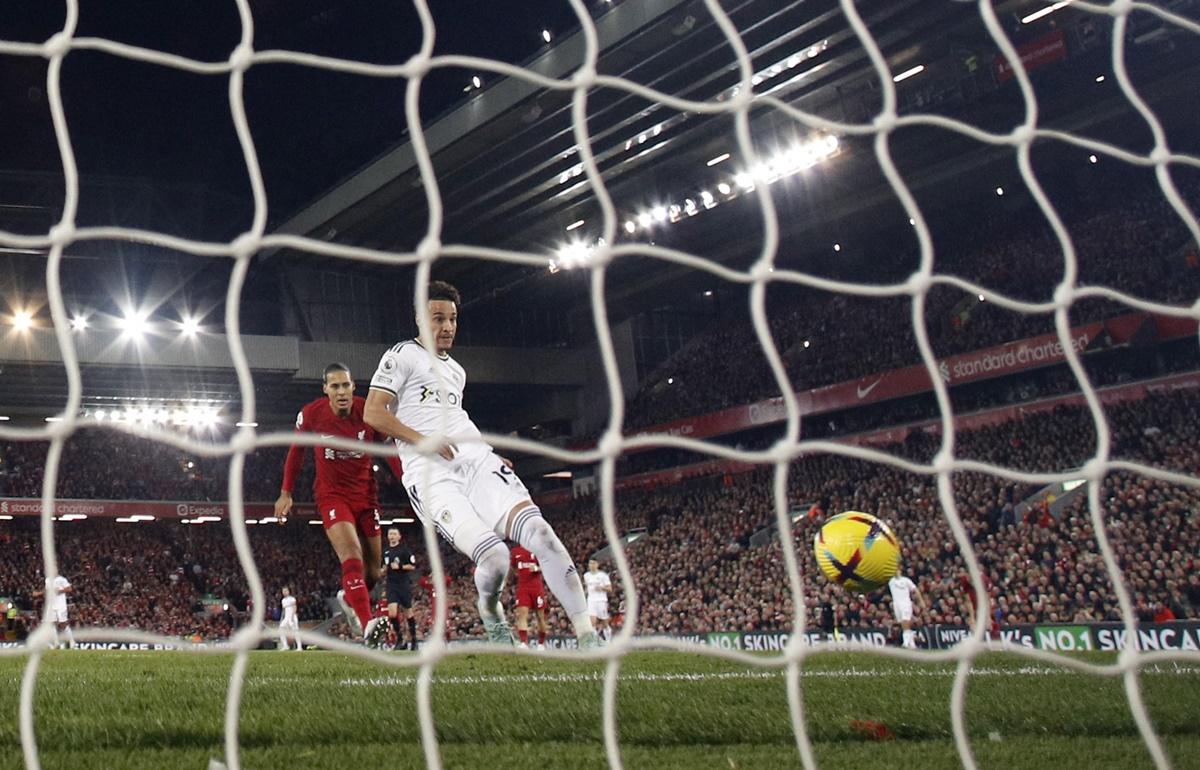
364, 388, 456, 460
274, 491, 293, 519
276, 411, 309, 519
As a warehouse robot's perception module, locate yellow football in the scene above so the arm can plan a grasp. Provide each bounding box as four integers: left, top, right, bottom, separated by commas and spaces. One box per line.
813, 511, 901, 592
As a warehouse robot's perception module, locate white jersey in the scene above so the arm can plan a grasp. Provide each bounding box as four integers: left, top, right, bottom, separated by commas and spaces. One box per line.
49, 575, 70, 614
888, 576, 917, 608
584, 570, 611, 601
281, 596, 297, 624
370, 339, 487, 466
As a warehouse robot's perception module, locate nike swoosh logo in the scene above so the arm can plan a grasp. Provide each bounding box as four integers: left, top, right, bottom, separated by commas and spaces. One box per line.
856, 378, 883, 399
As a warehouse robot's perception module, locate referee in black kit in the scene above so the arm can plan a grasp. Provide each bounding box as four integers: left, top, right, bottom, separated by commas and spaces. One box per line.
383, 526, 419, 650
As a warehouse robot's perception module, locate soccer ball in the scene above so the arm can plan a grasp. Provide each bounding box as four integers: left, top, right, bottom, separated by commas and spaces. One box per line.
813, 511, 901, 592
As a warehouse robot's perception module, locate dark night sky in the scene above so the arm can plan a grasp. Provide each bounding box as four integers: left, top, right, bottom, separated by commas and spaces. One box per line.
1, 1, 592, 223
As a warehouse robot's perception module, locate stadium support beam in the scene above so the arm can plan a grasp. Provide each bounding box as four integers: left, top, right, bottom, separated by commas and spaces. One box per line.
259, 0, 692, 259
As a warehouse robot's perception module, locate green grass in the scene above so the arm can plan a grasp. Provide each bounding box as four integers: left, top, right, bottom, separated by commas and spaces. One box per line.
1, 650, 1198, 769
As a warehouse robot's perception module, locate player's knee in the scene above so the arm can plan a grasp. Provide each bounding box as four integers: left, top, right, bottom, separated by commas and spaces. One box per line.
522, 516, 565, 557
474, 539, 509, 594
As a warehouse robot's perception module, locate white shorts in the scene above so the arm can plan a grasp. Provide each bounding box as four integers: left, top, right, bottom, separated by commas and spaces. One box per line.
280, 617, 299, 630
588, 596, 609, 620
404, 447, 532, 554
894, 603, 913, 623
53, 608, 69, 624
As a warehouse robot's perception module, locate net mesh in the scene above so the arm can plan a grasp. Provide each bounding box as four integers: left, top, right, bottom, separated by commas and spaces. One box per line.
1, 1, 1200, 768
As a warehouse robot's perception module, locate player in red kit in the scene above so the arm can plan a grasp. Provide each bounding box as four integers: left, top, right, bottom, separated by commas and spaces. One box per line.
510, 545, 549, 650
275, 362, 403, 647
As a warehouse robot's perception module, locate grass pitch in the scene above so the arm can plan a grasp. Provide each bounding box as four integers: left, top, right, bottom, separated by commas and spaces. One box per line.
1, 649, 1198, 769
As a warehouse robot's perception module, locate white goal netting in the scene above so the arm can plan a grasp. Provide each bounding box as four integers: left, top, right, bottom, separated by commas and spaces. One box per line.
2, 0, 1200, 768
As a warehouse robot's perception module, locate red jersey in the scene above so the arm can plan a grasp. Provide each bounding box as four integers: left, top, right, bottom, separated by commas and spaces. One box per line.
281, 396, 402, 507
419, 573, 451, 596
510, 546, 544, 590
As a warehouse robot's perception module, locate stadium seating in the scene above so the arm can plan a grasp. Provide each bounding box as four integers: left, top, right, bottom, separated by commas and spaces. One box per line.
3, 390, 1196, 641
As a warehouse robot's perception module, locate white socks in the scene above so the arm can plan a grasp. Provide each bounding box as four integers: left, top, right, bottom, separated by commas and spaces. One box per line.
512, 508, 590, 630
473, 539, 510, 625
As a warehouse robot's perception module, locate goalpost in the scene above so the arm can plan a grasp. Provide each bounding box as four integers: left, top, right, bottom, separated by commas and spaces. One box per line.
1, 1, 1199, 769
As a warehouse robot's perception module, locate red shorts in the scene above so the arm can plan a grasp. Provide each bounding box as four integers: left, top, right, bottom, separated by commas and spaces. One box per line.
516, 582, 546, 610
317, 496, 380, 539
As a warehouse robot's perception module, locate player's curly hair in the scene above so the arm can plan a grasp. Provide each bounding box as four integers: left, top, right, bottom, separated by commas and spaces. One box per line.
428, 280, 461, 305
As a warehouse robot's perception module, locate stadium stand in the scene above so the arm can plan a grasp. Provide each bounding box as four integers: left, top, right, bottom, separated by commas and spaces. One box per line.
3, 388, 1197, 642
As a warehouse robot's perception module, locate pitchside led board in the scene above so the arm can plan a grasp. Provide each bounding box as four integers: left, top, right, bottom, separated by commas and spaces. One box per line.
568, 623, 1200, 653
4, 624, 1198, 652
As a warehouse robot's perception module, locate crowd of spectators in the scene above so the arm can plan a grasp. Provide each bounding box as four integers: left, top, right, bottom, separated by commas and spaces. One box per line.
3, 388, 1197, 645
595, 388, 1200, 636
2, 169, 1197, 643
623, 176, 1200, 432
0, 430, 406, 507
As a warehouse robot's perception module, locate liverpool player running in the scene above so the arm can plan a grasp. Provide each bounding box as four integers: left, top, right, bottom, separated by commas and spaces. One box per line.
364, 281, 598, 648
383, 526, 419, 650
510, 545, 549, 650
275, 363, 403, 648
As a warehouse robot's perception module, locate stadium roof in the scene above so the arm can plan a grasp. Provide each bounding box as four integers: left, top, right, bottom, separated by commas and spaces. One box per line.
1, 0, 1196, 430
261, 0, 1200, 320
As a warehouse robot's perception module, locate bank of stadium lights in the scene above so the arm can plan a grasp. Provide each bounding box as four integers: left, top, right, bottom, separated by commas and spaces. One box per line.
179, 316, 201, 337
70, 315, 88, 331
88, 404, 220, 431
1022, 1, 1070, 24
621, 135, 839, 237
549, 238, 604, 272
117, 309, 149, 339
12, 309, 33, 331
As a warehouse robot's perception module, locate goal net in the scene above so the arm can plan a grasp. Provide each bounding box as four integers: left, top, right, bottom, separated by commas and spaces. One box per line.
2, 1, 1199, 768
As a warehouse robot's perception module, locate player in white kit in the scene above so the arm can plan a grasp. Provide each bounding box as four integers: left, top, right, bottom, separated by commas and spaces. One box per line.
279, 587, 301, 651
583, 559, 612, 644
34, 574, 74, 649
364, 281, 598, 649
888, 574, 924, 649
